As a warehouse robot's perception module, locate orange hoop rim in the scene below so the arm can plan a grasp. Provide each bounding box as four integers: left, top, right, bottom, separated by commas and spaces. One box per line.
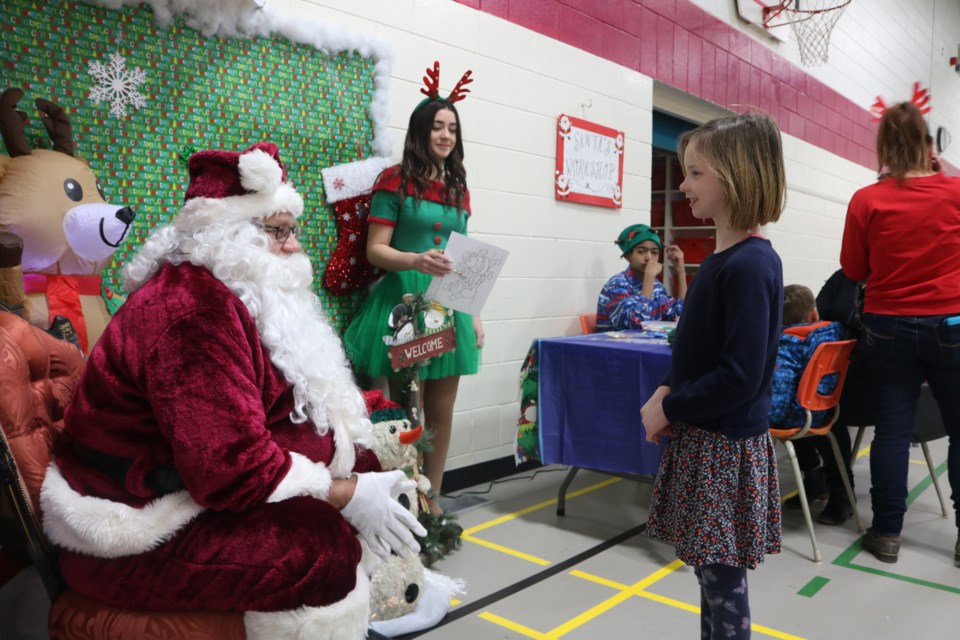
763, 0, 852, 29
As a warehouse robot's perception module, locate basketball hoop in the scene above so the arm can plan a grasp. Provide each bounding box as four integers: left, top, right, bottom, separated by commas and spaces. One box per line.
763, 0, 852, 67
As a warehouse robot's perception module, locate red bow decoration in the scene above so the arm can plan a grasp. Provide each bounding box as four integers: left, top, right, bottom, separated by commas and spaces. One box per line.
870, 82, 931, 121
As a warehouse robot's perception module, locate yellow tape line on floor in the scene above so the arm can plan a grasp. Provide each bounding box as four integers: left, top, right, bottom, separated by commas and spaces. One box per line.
572, 566, 805, 640
463, 475, 807, 639
461, 534, 551, 565
478, 561, 804, 640
463, 476, 622, 536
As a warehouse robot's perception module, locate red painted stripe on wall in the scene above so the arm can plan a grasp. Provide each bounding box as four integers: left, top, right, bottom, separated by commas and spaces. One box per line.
458, 0, 878, 170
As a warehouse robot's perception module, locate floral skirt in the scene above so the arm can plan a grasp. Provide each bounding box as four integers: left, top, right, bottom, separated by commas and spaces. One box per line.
646, 423, 782, 569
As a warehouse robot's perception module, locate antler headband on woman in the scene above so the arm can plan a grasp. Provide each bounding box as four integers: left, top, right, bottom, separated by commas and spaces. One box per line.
870, 82, 931, 121
413, 60, 473, 112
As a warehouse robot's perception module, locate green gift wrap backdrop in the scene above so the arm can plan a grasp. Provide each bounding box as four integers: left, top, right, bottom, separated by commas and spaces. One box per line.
0, 0, 377, 331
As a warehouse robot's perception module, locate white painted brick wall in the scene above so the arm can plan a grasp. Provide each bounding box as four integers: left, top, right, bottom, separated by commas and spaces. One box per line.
693, 0, 960, 169
276, 0, 954, 472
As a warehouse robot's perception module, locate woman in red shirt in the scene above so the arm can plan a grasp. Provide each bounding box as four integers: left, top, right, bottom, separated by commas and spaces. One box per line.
840, 101, 960, 565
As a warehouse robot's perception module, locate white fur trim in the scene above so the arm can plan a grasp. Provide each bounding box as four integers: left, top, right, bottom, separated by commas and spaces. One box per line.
267, 452, 333, 503
239, 149, 284, 194
84, 0, 394, 158
40, 463, 205, 558
244, 567, 370, 640
321, 156, 393, 204
175, 183, 304, 228
328, 420, 358, 479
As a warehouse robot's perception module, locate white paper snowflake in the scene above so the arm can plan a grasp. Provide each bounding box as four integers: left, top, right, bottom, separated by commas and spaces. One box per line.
87, 52, 147, 119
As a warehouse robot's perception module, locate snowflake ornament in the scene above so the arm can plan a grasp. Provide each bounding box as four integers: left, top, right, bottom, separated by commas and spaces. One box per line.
88, 52, 147, 118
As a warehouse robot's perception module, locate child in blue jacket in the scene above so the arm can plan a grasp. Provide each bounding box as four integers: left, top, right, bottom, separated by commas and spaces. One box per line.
770, 284, 852, 525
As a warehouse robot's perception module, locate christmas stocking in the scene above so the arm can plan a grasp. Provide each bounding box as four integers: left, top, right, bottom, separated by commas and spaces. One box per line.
322, 157, 393, 295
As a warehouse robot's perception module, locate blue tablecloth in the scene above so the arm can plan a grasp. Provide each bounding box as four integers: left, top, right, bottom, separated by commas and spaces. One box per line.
535, 332, 672, 476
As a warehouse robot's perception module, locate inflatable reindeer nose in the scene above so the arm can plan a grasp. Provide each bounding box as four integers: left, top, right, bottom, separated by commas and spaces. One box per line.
116, 207, 135, 225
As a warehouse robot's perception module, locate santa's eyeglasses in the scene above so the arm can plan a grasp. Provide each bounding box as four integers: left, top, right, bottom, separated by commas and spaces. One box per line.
257, 223, 299, 242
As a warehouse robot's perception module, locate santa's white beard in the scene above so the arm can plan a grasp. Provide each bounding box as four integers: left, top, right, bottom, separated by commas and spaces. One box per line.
125, 220, 372, 476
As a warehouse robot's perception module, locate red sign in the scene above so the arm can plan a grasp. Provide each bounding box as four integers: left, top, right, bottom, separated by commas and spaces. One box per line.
555, 114, 625, 208
389, 327, 456, 370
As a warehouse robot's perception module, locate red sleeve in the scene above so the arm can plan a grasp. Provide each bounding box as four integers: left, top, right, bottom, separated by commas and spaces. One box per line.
371, 164, 402, 194
840, 189, 870, 282
144, 304, 290, 512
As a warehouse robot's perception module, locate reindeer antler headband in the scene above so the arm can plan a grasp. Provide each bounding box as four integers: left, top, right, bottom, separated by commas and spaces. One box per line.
413, 60, 474, 113
870, 82, 931, 121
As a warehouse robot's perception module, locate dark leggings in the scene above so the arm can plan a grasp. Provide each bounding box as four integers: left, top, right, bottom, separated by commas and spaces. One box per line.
695, 564, 750, 640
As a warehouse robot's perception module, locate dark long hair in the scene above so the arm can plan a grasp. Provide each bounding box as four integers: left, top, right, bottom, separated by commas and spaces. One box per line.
876, 102, 930, 180
398, 99, 467, 213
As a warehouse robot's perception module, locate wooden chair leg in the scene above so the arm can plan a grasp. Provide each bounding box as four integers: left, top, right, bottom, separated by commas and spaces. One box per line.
919, 442, 950, 518
826, 431, 865, 533
783, 439, 821, 563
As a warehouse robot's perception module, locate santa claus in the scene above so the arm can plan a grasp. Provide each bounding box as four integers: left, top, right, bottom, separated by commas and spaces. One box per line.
39, 142, 425, 639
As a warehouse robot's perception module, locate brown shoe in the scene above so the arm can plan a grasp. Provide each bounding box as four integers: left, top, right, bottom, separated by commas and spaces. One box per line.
862, 528, 900, 564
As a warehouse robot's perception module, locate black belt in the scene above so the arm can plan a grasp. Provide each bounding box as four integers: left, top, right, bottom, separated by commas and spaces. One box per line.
74, 443, 185, 494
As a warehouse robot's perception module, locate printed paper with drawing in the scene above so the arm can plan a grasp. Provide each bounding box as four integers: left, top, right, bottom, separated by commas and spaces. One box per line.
425, 232, 508, 315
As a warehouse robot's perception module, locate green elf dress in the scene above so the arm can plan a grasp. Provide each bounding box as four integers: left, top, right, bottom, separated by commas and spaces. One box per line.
343, 165, 480, 379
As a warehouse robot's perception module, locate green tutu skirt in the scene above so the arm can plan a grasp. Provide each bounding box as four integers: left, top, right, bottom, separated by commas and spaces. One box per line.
343, 270, 480, 380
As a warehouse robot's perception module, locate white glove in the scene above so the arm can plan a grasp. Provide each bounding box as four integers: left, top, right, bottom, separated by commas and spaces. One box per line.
340, 470, 427, 560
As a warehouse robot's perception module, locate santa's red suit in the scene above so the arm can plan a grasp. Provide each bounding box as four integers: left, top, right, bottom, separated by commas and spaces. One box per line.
40, 143, 394, 640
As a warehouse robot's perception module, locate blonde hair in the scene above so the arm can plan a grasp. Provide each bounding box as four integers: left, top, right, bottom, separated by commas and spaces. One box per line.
783, 284, 815, 325
678, 113, 786, 230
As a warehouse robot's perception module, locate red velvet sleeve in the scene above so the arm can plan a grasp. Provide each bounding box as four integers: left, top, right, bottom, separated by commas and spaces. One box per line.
142, 304, 290, 512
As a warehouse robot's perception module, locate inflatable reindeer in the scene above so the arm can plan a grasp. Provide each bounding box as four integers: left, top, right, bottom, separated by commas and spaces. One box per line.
0, 87, 134, 352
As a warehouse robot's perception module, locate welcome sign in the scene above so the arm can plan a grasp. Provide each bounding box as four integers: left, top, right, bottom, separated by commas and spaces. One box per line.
554, 114, 625, 208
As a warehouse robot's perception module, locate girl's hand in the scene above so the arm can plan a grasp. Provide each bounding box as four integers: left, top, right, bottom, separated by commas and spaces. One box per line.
413, 250, 453, 276
473, 315, 485, 349
641, 385, 672, 443
665, 245, 685, 268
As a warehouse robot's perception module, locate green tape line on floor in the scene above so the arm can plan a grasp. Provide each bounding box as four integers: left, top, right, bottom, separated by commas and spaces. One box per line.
797, 576, 830, 598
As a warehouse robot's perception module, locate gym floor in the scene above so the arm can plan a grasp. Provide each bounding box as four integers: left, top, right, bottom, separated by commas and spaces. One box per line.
3, 430, 955, 639
408, 430, 958, 639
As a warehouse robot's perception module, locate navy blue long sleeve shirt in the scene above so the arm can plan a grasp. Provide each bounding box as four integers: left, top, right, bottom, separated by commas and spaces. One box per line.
660, 236, 783, 439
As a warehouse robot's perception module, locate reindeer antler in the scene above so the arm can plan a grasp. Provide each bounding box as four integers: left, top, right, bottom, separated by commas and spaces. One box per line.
910, 81, 931, 115
869, 96, 889, 122
34, 98, 75, 157
448, 70, 474, 104
0, 88, 32, 157
420, 61, 440, 100
871, 82, 932, 121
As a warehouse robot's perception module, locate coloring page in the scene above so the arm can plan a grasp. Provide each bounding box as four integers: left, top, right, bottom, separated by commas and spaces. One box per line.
425, 232, 508, 315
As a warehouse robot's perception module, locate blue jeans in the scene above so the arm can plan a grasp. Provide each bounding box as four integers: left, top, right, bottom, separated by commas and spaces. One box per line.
859, 313, 960, 534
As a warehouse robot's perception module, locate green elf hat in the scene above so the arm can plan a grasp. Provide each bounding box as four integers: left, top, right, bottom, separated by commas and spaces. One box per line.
413, 60, 474, 113
615, 224, 662, 255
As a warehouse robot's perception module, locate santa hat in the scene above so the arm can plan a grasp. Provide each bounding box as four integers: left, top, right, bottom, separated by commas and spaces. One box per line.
362, 389, 408, 424
176, 142, 304, 227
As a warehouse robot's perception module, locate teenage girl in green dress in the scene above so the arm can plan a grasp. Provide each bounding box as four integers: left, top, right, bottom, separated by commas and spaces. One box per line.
344, 74, 482, 516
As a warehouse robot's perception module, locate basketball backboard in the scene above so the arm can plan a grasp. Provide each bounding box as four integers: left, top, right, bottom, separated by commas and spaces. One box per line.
736, 0, 792, 40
